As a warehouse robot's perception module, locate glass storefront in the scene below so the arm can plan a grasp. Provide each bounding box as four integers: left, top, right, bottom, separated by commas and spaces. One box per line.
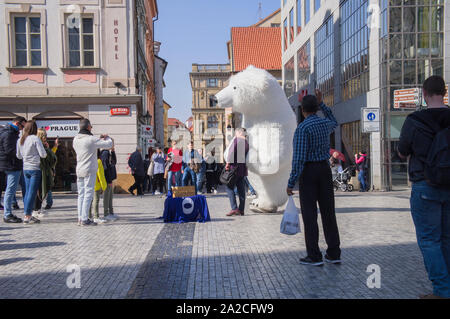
380, 0, 444, 190
50, 138, 77, 191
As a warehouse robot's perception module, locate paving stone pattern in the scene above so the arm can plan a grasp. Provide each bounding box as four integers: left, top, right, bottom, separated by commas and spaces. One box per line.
0, 189, 432, 299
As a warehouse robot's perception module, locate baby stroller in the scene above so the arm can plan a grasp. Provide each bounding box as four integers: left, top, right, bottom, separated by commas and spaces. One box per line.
333, 166, 355, 192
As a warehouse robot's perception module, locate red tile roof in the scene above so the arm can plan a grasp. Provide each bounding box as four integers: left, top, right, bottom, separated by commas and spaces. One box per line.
231, 27, 281, 72
250, 9, 281, 27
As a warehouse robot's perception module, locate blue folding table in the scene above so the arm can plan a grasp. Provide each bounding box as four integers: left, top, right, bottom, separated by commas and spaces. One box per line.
163, 192, 211, 223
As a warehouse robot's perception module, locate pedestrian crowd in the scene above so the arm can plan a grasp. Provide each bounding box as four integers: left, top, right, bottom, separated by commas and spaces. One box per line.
0, 76, 448, 299
0, 118, 58, 224
125, 140, 252, 198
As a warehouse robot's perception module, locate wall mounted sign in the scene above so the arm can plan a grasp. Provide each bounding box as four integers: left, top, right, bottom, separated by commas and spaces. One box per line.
110, 106, 130, 116
36, 120, 80, 138
361, 108, 380, 133
141, 125, 154, 138
394, 88, 421, 109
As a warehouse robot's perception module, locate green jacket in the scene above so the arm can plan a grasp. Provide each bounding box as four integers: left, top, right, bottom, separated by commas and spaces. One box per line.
39, 147, 57, 200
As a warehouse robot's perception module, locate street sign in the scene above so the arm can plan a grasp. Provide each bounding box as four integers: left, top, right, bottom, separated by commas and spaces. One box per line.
148, 139, 156, 147
394, 88, 421, 109
362, 108, 380, 133
110, 106, 130, 116
141, 125, 153, 138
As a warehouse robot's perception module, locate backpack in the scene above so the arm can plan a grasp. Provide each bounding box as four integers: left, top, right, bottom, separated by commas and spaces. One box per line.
410, 112, 450, 187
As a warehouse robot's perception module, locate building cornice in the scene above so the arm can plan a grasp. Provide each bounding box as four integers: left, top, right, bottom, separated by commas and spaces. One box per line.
0, 95, 142, 105
189, 72, 231, 77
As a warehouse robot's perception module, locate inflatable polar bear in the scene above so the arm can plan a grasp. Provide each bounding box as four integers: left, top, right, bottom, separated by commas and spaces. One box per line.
215, 66, 297, 213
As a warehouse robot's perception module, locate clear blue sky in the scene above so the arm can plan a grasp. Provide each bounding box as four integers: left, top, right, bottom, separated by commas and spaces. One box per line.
155, 0, 281, 122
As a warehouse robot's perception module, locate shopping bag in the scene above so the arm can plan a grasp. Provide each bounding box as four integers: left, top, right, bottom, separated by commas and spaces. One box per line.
280, 196, 301, 235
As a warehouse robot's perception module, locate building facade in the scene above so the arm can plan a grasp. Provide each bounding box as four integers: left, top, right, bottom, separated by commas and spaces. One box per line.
0, 0, 159, 192
281, 0, 449, 191
190, 64, 231, 162
163, 100, 171, 148
153, 48, 167, 149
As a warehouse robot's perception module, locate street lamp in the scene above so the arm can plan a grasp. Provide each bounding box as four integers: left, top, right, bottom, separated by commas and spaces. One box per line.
141, 111, 152, 124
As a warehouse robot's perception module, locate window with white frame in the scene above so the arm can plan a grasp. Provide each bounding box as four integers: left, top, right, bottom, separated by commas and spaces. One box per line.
65, 15, 95, 67
12, 15, 42, 67
207, 78, 218, 87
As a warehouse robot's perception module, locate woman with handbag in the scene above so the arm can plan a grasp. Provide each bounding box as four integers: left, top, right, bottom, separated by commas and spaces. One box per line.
223, 128, 249, 216
150, 146, 165, 195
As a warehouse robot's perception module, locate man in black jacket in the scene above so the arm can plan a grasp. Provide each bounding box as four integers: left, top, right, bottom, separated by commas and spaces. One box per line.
128, 147, 145, 196
0, 116, 27, 223
398, 76, 450, 299
100, 146, 118, 220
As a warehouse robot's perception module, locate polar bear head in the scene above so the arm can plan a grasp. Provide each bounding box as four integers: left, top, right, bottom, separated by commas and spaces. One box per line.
216, 66, 286, 115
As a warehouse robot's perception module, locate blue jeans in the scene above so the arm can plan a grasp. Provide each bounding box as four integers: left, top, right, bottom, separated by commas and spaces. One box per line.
12, 171, 26, 205
244, 177, 256, 195
196, 172, 204, 193
167, 170, 181, 192
182, 167, 197, 192
358, 170, 367, 191
225, 177, 246, 212
23, 170, 42, 216
4, 170, 21, 217
410, 181, 450, 297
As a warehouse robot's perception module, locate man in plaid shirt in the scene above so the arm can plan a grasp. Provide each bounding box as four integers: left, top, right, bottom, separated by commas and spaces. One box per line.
287, 89, 341, 266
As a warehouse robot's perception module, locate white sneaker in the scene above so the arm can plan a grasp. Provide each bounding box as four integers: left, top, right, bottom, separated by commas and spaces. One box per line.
105, 214, 117, 221
94, 218, 107, 224
154, 191, 162, 195
247, 194, 257, 199
213, 189, 218, 194
32, 211, 39, 218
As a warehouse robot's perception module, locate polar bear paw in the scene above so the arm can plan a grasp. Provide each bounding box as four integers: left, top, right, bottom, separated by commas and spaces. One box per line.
249, 199, 278, 214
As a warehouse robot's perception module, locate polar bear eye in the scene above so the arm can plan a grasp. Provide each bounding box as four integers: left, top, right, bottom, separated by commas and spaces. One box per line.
233, 86, 237, 90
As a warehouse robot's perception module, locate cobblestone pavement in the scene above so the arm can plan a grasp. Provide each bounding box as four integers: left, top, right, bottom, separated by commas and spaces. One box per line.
0, 188, 432, 299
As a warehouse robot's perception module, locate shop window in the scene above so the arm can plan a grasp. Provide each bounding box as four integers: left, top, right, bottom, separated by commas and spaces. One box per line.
297, 40, 311, 88
341, 121, 370, 163
390, 115, 407, 139
284, 57, 295, 97
65, 15, 95, 67
12, 15, 42, 67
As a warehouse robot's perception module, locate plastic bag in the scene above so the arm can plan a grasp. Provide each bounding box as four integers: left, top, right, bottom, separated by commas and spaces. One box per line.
280, 196, 301, 235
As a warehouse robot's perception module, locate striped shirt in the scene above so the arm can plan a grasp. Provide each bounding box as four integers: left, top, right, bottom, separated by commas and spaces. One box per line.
288, 102, 338, 189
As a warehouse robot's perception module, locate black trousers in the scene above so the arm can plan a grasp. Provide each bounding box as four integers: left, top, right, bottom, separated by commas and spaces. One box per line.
130, 174, 144, 195
152, 173, 164, 193
205, 172, 217, 193
299, 161, 341, 260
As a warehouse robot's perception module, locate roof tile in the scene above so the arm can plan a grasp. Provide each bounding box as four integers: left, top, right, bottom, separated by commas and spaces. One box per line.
231, 27, 281, 72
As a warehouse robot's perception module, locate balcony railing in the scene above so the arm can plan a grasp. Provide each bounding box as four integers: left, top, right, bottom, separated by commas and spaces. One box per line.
192, 64, 230, 72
